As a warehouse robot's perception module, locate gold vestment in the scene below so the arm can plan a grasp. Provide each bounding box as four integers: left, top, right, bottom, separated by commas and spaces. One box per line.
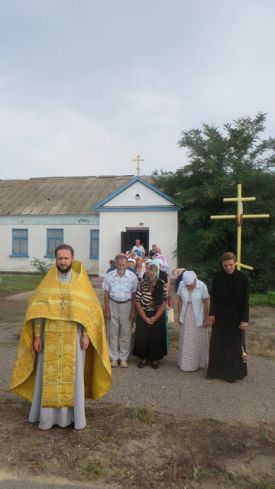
10, 261, 112, 407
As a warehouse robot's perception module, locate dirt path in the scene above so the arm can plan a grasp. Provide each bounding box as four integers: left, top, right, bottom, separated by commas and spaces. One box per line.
2, 291, 275, 424
0, 291, 274, 489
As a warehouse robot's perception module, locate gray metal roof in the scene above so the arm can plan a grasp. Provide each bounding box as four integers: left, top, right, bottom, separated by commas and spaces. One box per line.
0, 175, 141, 215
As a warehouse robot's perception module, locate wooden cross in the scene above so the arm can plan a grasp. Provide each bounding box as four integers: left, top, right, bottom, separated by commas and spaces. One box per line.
211, 183, 270, 270
132, 154, 144, 176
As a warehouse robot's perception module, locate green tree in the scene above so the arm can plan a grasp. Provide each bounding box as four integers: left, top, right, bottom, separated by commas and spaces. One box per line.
154, 113, 275, 292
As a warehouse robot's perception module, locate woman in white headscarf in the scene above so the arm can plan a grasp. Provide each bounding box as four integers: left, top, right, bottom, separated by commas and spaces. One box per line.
176, 271, 210, 372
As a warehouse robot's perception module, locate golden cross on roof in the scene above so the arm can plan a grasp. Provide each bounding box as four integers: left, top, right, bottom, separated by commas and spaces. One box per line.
132, 154, 144, 176
211, 183, 270, 270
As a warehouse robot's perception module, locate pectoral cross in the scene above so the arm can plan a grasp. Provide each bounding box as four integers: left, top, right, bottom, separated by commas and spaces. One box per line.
59, 290, 69, 311
132, 154, 144, 176
211, 183, 270, 270
59, 297, 68, 310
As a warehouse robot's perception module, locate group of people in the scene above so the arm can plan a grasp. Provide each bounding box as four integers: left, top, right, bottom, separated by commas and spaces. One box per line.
10, 244, 249, 431
108, 240, 169, 278
103, 253, 169, 370
103, 249, 249, 384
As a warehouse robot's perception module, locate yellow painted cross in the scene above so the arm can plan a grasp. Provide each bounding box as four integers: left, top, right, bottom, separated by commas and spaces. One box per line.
132, 154, 144, 176
211, 183, 270, 270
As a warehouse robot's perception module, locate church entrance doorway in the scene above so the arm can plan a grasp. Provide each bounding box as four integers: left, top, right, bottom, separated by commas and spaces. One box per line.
121, 228, 149, 256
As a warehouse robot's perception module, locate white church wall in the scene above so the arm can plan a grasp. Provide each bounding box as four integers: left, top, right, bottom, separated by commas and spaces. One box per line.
99, 211, 178, 276
104, 181, 171, 207
0, 223, 99, 274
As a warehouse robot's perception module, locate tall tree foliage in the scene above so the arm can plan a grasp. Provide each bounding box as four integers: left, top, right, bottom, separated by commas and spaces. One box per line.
153, 113, 275, 292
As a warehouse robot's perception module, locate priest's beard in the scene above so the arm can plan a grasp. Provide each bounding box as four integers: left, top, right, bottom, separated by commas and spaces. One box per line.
56, 263, 72, 274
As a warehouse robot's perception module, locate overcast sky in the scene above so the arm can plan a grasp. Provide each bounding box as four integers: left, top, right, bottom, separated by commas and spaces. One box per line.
0, 0, 274, 179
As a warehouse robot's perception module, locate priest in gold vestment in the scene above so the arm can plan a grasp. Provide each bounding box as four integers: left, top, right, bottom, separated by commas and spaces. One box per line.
10, 244, 112, 430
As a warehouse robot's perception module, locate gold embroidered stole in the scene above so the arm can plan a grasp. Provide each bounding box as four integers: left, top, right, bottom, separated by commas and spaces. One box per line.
42, 319, 77, 408
10, 261, 112, 403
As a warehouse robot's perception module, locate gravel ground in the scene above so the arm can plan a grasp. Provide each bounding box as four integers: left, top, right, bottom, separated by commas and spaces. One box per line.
0, 476, 118, 489
103, 350, 275, 424
1, 289, 275, 425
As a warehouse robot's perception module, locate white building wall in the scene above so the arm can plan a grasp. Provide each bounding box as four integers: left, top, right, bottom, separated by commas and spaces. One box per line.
0, 223, 99, 274
104, 181, 170, 206
99, 211, 178, 276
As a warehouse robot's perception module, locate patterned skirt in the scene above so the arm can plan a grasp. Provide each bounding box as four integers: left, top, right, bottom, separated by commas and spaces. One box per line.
178, 303, 208, 372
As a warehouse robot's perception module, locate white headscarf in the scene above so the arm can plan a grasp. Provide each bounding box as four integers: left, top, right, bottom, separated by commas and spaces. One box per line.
150, 260, 160, 277
182, 270, 197, 285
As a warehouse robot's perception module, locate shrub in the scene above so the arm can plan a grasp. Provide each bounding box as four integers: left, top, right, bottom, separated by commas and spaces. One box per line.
31, 258, 52, 275
250, 291, 275, 307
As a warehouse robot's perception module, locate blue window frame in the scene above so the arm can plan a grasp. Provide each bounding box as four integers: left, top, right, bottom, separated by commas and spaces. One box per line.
12, 229, 28, 257
46, 229, 64, 257
90, 229, 99, 259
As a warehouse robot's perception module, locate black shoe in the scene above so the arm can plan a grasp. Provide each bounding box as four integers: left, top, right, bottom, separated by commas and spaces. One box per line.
151, 361, 159, 369
137, 360, 146, 368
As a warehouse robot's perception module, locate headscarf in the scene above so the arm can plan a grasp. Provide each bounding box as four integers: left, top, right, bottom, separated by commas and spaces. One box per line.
150, 259, 161, 277
153, 253, 168, 271
147, 262, 165, 307
182, 270, 197, 285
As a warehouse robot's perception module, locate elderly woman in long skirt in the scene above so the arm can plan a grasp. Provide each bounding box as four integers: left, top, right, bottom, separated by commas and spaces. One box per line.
176, 271, 210, 372
133, 263, 168, 369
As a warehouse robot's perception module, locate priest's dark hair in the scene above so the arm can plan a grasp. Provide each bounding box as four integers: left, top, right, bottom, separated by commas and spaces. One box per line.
55, 244, 75, 257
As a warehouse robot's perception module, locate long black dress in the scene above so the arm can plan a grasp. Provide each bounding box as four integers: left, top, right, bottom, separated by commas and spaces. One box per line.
133, 278, 167, 361
207, 269, 249, 382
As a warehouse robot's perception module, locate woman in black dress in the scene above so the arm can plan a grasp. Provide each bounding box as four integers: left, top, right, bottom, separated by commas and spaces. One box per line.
133, 263, 168, 369
207, 252, 249, 382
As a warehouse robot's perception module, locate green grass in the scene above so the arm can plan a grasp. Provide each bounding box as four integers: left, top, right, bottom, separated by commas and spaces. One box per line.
0, 273, 274, 308
250, 291, 275, 307
131, 406, 157, 424
81, 462, 105, 480
0, 273, 43, 295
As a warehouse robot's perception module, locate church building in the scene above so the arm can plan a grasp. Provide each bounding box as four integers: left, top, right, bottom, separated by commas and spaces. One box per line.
0, 174, 178, 276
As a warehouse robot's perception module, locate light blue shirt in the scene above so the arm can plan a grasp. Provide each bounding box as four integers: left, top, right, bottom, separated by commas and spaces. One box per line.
102, 269, 138, 301
132, 245, 145, 257
177, 279, 209, 327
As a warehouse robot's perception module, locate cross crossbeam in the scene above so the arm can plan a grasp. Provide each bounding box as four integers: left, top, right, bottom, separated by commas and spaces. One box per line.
132, 154, 144, 176
211, 184, 270, 270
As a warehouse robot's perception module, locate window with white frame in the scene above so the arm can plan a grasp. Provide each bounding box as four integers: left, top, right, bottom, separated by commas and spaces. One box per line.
90, 229, 99, 259
46, 229, 64, 257
12, 229, 28, 257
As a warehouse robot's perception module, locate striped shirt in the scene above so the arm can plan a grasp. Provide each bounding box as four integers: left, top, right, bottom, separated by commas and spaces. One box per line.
135, 278, 167, 312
